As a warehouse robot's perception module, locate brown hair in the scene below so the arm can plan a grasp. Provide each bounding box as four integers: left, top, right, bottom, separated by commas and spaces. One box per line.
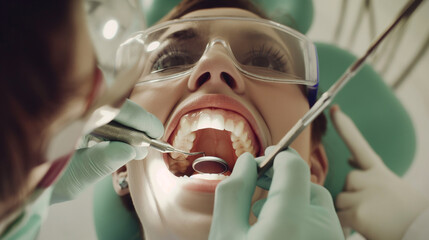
159, 0, 268, 23
0, 0, 75, 214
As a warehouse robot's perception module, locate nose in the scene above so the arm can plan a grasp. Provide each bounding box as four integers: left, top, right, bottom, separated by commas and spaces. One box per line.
187, 43, 245, 94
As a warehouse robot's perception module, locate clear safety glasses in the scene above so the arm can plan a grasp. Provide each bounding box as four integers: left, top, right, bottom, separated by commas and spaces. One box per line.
117, 16, 319, 105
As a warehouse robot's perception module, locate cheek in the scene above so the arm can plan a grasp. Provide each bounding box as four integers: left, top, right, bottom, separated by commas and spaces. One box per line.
247, 82, 312, 160
130, 80, 186, 123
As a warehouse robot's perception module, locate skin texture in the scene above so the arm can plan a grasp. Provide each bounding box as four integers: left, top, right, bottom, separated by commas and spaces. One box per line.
0, 0, 99, 222
115, 8, 328, 240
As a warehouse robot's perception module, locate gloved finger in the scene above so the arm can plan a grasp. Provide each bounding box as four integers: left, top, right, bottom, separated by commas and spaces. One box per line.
134, 146, 148, 160
211, 152, 257, 237
335, 191, 364, 210
330, 105, 383, 170
114, 99, 164, 139
310, 183, 336, 210
251, 198, 266, 218
270, 149, 310, 201
259, 149, 310, 218
337, 208, 359, 228
255, 146, 276, 172
254, 146, 276, 166
264, 146, 276, 155
79, 141, 137, 174
344, 170, 369, 191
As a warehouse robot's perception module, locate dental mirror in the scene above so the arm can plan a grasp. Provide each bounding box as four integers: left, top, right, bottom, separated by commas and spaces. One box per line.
192, 156, 229, 174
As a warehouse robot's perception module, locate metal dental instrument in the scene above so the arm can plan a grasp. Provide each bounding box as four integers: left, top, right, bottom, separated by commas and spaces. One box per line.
192, 156, 229, 174
91, 121, 204, 156
92, 122, 229, 174
257, 0, 423, 177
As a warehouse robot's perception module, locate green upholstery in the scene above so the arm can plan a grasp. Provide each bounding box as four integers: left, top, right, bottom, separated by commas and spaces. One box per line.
93, 176, 141, 240
252, 0, 313, 34
317, 42, 416, 199
139, 0, 181, 27
139, 0, 313, 33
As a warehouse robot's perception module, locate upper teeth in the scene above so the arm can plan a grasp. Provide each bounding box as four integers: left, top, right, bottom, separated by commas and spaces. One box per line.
169, 109, 257, 173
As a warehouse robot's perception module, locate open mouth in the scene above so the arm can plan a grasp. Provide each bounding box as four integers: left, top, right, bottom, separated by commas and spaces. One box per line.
166, 108, 260, 180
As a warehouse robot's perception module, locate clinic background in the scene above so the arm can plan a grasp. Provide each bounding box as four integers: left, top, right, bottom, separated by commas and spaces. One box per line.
39, 0, 429, 239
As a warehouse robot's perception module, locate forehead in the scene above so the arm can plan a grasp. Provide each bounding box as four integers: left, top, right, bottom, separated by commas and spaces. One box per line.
173, 8, 271, 39
181, 8, 262, 19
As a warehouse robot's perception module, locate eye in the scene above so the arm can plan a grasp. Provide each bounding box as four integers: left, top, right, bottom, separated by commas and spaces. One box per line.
243, 45, 287, 72
151, 46, 195, 73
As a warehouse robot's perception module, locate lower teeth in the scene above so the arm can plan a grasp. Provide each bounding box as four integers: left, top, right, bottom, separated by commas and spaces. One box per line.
189, 173, 228, 180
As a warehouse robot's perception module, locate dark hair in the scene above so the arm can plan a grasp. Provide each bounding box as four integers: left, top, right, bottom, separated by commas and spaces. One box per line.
0, 0, 74, 214
159, 0, 268, 23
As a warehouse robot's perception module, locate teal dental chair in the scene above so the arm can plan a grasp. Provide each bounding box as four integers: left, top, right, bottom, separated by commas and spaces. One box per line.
93, 1, 416, 239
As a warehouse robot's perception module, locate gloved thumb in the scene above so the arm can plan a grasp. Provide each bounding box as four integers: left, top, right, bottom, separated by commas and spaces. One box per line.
51, 141, 136, 203
330, 105, 383, 170
210, 153, 257, 239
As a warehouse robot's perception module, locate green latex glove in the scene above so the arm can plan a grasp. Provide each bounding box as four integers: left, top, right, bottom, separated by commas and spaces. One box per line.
51, 99, 163, 203
209, 149, 344, 240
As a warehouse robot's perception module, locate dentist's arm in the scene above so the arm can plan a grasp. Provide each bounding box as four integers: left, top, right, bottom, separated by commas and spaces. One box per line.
209, 149, 344, 240
331, 105, 429, 240
51, 99, 164, 203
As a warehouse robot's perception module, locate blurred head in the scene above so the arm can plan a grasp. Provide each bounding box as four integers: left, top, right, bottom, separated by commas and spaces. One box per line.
113, 0, 327, 239
0, 0, 102, 221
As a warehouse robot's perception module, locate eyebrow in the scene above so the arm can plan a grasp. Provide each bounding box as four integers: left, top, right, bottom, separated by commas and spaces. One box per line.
241, 29, 284, 46
165, 28, 199, 41
240, 28, 295, 71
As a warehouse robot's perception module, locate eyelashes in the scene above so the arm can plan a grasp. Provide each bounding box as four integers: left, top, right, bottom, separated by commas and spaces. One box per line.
148, 42, 290, 76
243, 44, 288, 72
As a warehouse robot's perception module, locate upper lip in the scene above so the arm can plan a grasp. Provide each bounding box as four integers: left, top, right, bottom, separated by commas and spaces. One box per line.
164, 94, 265, 156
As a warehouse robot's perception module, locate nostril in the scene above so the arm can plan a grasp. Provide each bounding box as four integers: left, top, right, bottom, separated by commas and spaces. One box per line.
196, 72, 211, 87
221, 72, 236, 89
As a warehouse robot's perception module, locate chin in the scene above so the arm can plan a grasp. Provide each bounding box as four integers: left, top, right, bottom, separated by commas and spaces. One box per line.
129, 151, 214, 240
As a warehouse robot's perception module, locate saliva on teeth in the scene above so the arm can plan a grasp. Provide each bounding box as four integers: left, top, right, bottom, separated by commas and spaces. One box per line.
183, 173, 229, 180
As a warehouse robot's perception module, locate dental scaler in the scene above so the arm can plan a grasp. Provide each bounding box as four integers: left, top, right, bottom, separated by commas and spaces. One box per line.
91, 121, 229, 174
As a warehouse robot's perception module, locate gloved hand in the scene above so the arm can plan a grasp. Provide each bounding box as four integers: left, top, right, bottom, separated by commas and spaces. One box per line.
51, 99, 163, 203
332, 105, 429, 240
209, 149, 344, 240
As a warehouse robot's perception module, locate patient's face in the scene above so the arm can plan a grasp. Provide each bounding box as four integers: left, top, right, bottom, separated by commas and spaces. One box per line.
123, 8, 323, 240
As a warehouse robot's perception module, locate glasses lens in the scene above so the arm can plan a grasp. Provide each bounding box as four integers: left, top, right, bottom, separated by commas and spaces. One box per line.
140, 21, 207, 82
228, 20, 317, 85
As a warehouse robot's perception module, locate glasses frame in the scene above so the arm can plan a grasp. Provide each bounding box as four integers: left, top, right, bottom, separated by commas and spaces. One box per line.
121, 16, 319, 105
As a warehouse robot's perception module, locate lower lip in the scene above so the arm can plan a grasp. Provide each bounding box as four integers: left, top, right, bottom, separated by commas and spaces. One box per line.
182, 178, 223, 193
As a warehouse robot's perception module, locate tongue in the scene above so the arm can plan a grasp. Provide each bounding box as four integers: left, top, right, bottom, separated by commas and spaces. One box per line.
191, 129, 236, 172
